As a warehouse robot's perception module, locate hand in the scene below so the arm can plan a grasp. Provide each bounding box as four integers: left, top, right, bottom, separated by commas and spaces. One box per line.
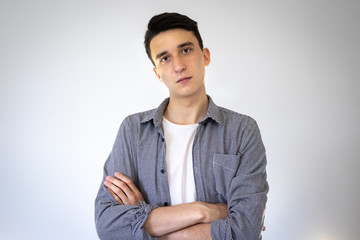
104, 172, 144, 205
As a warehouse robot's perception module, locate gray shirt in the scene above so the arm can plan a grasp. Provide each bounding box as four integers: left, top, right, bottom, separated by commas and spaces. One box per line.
95, 96, 269, 240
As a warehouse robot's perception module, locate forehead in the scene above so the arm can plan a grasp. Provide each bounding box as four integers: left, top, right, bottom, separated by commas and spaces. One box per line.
150, 29, 199, 57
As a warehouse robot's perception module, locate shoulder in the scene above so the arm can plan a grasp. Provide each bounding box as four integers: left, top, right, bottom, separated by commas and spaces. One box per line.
216, 106, 257, 129
121, 108, 157, 128
125, 108, 156, 122
121, 98, 168, 127
207, 96, 256, 129
114, 108, 158, 142
215, 106, 264, 154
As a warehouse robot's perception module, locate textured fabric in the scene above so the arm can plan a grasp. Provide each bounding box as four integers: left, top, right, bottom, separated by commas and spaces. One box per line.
162, 117, 198, 205
95, 96, 269, 240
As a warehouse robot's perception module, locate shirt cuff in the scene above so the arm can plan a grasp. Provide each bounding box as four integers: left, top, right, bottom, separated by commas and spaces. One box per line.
131, 201, 160, 240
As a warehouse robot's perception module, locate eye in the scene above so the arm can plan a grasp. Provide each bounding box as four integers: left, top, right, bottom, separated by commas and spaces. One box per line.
182, 48, 192, 54
161, 56, 169, 63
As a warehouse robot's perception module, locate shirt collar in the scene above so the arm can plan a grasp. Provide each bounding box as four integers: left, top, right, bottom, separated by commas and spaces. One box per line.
201, 96, 225, 126
140, 95, 224, 127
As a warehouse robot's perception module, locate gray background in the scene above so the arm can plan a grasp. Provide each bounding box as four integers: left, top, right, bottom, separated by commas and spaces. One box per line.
1, 0, 359, 239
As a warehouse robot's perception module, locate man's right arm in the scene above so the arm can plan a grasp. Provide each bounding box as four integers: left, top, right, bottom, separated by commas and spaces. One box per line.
104, 172, 228, 238
144, 201, 227, 237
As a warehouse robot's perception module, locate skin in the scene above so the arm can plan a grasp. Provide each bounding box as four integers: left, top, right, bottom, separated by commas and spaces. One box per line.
104, 172, 144, 205
151, 28, 211, 125
151, 28, 210, 101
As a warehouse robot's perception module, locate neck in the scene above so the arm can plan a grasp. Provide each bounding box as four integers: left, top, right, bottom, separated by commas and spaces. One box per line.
164, 93, 209, 125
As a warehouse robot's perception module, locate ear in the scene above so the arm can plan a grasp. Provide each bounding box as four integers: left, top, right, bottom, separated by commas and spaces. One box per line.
153, 67, 162, 82
203, 48, 211, 66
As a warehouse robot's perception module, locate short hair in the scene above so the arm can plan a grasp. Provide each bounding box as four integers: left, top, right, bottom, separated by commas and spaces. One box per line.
144, 12, 204, 65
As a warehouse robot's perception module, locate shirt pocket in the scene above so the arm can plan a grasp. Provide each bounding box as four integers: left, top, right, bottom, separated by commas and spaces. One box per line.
213, 153, 241, 199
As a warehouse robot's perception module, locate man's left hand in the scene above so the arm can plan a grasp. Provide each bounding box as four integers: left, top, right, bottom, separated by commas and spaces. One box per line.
104, 172, 144, 205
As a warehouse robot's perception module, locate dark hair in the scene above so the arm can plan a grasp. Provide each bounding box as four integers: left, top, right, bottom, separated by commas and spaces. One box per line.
144, 12, 204, 65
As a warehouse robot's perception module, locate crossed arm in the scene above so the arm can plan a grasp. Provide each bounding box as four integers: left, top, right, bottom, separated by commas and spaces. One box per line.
104, 172, 228, 239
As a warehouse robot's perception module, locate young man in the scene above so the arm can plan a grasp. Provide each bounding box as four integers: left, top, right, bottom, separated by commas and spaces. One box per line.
95, 12, 268, 240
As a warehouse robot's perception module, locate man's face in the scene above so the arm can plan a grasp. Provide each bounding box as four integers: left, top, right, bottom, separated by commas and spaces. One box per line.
150, 28, 210, 99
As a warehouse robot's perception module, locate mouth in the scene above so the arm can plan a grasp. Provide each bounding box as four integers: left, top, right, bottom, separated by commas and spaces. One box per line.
176, 76, 192, 84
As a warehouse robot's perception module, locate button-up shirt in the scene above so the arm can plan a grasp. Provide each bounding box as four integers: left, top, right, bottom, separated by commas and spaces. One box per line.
95, 96, 269, 240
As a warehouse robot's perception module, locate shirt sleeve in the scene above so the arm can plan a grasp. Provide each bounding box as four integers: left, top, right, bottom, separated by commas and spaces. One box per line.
95, 118, 159, 240
210, 120, 269, 240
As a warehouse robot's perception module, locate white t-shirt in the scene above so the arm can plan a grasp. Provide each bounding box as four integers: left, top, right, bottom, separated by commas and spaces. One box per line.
162, 117, 198, 206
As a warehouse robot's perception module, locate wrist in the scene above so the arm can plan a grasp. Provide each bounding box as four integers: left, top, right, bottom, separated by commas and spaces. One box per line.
196, 202, 211, 223
196, 201, 228, 223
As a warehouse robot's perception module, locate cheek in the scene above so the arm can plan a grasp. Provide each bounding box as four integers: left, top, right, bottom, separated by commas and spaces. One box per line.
193, 61, 206, 76
158, 69, 172, 81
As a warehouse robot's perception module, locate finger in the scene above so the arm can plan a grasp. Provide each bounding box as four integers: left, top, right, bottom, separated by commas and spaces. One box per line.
104, 179, 128, 203
106, 176, 132, 195
114, 173, 145, 203
107, 176, 134, 202
107, 187, 123, 204
114, 172, 143, 196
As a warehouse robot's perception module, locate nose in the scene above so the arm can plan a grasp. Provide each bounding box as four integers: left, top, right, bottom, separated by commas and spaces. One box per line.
172, 55, 186, 73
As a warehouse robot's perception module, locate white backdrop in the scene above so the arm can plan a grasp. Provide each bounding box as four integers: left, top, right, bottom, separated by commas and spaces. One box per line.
1, 0, 359, 239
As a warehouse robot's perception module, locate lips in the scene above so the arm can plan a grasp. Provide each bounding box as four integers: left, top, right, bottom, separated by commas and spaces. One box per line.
176, 77, 192, 83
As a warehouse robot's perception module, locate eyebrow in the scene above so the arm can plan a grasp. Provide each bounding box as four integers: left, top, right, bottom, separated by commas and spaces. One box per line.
155, 42, 195, 60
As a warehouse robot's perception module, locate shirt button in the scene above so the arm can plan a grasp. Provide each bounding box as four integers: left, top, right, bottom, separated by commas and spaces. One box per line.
160, 169, 166, 174
161, 137, 165, 142
164, 202, 169, 206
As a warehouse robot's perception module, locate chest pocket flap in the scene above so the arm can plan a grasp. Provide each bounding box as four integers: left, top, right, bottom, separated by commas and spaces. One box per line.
213, 153, 241, 199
